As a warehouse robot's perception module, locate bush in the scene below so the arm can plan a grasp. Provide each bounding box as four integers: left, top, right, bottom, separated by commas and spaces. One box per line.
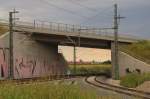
120, 73, 150, 88
69, 65, 111, 77
102, 60, 111, 64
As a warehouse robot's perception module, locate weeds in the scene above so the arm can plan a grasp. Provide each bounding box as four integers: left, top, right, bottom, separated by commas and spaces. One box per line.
120, 73, 150, 88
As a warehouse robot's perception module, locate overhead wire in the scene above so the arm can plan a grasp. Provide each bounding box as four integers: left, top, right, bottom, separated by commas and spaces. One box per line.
80, 5, 114, 25
36, 0, 114, 27
66, 0, 97, 12
37, 0, 89, 19
0, 0, 115, 30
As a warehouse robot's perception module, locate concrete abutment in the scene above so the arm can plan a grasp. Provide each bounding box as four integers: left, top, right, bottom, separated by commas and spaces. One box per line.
0, 32, 68, 79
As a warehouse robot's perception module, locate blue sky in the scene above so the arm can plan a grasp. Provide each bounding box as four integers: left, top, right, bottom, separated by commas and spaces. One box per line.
0, 0, 150, 39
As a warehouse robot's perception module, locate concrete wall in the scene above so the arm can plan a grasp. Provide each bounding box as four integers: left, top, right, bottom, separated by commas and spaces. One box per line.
13, 32, 68, 79
0, 32, 68, 79
0, 33, 9, 79
119, 51, 150, 77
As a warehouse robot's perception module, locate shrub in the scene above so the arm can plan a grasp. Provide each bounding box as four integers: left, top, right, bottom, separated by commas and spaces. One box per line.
120, 73, 150, 88
69, 65, 111, 76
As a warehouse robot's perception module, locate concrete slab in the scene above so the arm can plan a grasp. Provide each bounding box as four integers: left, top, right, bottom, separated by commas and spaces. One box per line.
136, 81, 150, 93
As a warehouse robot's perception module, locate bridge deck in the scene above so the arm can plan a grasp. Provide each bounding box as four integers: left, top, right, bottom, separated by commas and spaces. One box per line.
0, 20, 139, 43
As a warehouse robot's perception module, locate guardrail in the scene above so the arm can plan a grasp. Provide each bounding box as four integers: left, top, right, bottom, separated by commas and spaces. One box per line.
0, 19, 140, 42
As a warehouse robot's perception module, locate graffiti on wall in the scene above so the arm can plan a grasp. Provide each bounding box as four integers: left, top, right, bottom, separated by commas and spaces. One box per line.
0, 49, 67, 79
0, 48, 8, 78
14, 54, 66, 78
15, 57, 36, 78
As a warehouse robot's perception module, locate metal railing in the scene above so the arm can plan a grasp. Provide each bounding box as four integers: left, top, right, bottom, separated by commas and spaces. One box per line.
0, 19, 140, 41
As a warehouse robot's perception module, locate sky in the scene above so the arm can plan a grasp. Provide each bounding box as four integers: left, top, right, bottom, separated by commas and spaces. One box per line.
0, 0, 149, 61
59, 46, 111, 62
0, 0, 150, 38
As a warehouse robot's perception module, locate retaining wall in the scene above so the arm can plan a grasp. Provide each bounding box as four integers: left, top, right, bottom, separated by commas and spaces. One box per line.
0, 32, 68, 79
119, 51, 150, 77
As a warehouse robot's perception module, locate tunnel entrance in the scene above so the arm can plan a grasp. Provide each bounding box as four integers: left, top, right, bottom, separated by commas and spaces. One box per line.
58, 45, 112, 77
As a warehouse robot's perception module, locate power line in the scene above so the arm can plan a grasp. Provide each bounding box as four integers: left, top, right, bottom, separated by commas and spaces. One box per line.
80, 5, 113, 24
27, 0, 114, 26
40, 0, 113, 23
37, 0, 89, 19
66, 0, 97, 12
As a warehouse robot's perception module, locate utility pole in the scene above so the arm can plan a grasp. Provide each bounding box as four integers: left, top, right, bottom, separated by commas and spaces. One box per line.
73, 27, 81, 75
78, 26, 81, 47
73, 45, 76, 75
9, 9, 19, 79
113, 4, 125, 80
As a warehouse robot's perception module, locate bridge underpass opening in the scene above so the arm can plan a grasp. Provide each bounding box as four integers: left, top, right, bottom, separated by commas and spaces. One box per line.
58, 45, 112, 76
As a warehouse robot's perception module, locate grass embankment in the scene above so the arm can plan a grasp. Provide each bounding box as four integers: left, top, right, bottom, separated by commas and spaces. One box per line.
0, 25, 8, 35
120, 40, 150, 64
69, 64, 111, 76
120, 73, 150, 88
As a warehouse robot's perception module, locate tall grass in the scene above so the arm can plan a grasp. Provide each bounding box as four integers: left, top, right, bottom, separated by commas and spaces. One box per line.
0, 82, 98, 99
0, 81, 136, 99
120, 40, 150, 64
120, 73, 150, 88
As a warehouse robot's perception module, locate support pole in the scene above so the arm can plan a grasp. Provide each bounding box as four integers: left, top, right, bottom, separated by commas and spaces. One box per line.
73, 45, 76, 75
113, 4, 125, 80
78, 29, 81, 47
113, 3, 119, 80
9, 12, 13, 79
9, 9, 19, 79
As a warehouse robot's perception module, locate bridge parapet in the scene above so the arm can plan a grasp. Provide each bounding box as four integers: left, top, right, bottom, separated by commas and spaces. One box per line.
0, 19, 139, 43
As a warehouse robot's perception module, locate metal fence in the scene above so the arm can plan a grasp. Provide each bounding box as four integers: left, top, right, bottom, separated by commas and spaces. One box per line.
0, 19, 140, 41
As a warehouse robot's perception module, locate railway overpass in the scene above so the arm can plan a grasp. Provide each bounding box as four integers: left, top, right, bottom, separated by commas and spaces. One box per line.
0, 20, 138, 79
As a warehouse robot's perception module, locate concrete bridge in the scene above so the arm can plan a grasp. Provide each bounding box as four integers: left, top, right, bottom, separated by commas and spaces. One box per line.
0, 20, 138, 79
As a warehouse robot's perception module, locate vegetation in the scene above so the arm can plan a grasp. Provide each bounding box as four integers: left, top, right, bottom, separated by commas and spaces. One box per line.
0, 25, 8, 35
0, 81, 132, 99
120, 40, 150, 64
102, 60, 111, 64
0, 82, 98, 99
120, 73, 150, 88
69, 64, 111, 76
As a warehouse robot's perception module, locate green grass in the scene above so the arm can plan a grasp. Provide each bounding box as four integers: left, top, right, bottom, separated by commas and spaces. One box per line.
69, 64, 111, 76
120, 40, 150, 64
0, 82, 98, 99
0, 81, 134, 99
120, 73, 150, 88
